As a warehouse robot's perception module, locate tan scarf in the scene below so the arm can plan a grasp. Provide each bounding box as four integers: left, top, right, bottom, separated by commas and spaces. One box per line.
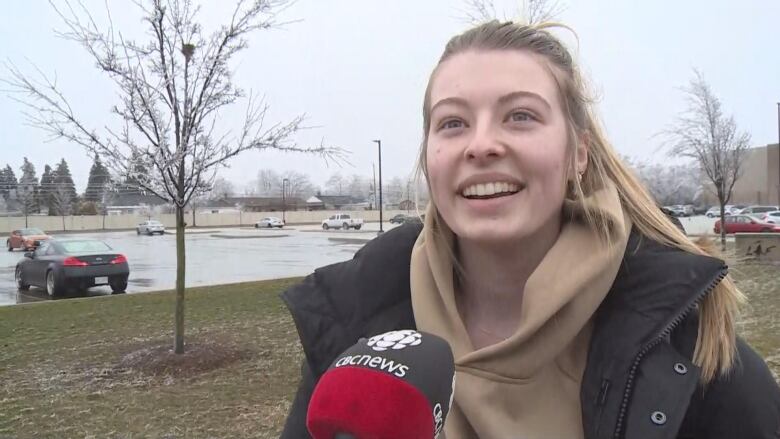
410, 181, 631, 439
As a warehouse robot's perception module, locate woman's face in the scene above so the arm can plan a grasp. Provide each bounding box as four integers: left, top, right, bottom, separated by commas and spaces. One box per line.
426, 49, 584, 245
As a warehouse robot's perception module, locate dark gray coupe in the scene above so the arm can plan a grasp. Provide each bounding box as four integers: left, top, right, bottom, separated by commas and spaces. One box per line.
15, 239, 130, 297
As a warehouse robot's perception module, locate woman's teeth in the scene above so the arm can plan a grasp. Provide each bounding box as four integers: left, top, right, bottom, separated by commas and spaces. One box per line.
461, 182, 520, 198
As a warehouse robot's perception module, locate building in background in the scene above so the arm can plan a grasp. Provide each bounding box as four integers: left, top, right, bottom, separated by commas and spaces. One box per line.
731, 143, 779, 205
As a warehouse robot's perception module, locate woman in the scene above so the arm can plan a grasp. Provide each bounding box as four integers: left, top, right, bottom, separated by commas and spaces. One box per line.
281, 20, 780, 438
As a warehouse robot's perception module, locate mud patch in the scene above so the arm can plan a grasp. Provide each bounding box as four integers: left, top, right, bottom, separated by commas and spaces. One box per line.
116, 341, 250, 377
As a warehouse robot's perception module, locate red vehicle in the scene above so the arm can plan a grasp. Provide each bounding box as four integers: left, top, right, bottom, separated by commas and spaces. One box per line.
6, 228, 52, 251
713, 215, 780, 234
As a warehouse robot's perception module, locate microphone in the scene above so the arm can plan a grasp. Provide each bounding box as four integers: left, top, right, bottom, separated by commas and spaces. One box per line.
306, 330, 456, 439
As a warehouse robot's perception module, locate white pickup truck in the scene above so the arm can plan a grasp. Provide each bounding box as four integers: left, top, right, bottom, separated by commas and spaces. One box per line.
322, 213, 364, 230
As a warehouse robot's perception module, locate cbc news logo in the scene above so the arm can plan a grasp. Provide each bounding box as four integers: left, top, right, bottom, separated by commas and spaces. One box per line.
367, 330, 422, 352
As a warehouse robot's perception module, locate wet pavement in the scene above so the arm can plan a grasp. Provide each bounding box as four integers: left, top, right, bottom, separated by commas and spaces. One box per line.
1, 224, 396, 306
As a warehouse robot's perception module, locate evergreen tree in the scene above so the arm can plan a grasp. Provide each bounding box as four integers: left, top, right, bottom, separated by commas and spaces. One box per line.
18, 158, 40, 214
40, 164, 57, 215
52, 158, 78, 216
0, 165, 17, 201
85, 154, 111, 202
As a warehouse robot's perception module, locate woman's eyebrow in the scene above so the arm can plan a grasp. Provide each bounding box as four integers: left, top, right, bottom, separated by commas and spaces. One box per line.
430, 97, 469, 115
497, 90, 551, 111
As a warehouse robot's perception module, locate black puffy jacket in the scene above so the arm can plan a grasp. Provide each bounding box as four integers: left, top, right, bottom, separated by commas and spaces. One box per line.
280, 223, 780, 438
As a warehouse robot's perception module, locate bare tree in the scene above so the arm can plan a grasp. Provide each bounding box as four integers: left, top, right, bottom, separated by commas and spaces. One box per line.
624, 157, 703, 206
460, 0, 564, 25
325, 172, 345, 195
525, 0, 565, 24
664, 70, 751, 249
51, 182, 75, 231
3, 0, 342, 354
209, 177, 235, 200
460, 0, 496, 24
254, 168, 280, 196
280, 170, 314, 200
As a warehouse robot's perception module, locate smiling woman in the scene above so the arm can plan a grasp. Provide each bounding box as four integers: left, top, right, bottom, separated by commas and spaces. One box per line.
279, 20, 780, 439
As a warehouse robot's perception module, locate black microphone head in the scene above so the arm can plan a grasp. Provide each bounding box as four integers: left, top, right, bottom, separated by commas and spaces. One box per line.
307, 330, 456, 439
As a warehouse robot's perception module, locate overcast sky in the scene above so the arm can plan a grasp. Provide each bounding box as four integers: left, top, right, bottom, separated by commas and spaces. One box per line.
1, 0, 779, 194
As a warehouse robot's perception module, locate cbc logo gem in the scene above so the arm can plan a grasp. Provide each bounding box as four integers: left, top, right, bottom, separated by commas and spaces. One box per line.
367, 330, 422, 352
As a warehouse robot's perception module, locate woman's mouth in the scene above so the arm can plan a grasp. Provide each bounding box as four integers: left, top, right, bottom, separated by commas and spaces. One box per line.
460, 181, 523, 199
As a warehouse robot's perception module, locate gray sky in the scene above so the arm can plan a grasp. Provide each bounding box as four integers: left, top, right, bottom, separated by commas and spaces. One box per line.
1, 0, 779, 194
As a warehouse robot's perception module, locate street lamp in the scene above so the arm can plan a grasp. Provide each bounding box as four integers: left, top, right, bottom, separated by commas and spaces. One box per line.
373, 140, 384, 233
282, 178, 289, 224
776, 103, 779, 206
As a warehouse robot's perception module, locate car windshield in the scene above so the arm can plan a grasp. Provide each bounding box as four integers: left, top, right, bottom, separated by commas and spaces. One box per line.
60, 240, 112, 254
22, 228, 45, 235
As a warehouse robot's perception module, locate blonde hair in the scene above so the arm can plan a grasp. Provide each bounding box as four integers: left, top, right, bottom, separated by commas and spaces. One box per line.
416, 20, 742, 384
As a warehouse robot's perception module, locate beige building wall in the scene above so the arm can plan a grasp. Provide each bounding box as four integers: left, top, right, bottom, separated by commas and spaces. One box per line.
702, 143, 780, 206
0, 209, 419, 234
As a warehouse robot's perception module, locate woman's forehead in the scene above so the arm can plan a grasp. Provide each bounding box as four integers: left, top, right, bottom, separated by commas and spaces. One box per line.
429, 49, 561, 109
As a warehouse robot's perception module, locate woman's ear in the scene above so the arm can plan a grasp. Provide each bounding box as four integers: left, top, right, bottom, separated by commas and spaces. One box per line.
576, 131, 590, 175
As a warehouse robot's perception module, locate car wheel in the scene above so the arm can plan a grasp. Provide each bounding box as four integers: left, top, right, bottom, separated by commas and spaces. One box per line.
254, 224, 259, 228
109, 276, 128, 294
761, 228, 771, 232
6, 240, 12, 252
46, 270, 63, 298
15, 267, 30, 291
354, 225, 362, 230
136, 229, 141, 235
343, 223, 349, 230
322, 224, 329, 230
267, 223, 272, 228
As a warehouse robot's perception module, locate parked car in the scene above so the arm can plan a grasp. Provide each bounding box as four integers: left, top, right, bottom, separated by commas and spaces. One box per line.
738, 205, 779, 215
15, 239, 130, 297
705, 206, 739, 218
137, 220, 166, 235
758, 211, 780, 224
713, 215, 780, 234
322, 213, 364, 230
6, 228, 52, 251
255, 217, 284, 228
389, 214, 408, 224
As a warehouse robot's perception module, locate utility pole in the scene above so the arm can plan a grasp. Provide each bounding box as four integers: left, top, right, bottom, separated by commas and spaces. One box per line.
282, 178, 289, 224
372, 163, 377, 211
373, 140, 384, 233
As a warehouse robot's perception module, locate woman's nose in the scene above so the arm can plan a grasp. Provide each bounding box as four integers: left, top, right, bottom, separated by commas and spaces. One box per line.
464, 122, 505, 162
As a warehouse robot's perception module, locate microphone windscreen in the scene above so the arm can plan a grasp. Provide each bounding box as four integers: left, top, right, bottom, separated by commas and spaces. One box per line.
306, 330, 456, 439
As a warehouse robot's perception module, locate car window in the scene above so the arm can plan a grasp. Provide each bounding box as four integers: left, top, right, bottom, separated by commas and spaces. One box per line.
61, 240, 112, 253
34, 242, 49, 256
45, 244, 58, 256
342, 214, 350, 219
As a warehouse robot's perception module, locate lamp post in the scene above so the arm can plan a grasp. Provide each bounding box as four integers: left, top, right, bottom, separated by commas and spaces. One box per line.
282, 178, 289, 224
776, 103, 780, 206
373, 140, 384, 233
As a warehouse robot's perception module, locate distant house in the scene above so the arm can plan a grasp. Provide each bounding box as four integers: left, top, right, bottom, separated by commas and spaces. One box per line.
306, 194, 369, 211
193, 198, 241, 214
223, 196, 305, 212
104, 193, 169, 215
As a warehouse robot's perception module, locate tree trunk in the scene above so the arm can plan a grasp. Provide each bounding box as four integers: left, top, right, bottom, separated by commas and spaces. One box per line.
719, 201, 727, 252
174, 205, 186, 354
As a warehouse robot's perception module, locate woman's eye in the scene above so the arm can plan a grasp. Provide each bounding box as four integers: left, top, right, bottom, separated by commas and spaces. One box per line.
440, 119, 464, 130
508, 111, 534, 123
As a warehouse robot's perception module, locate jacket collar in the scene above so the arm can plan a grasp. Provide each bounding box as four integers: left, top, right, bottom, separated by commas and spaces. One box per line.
281, 224, 726, 402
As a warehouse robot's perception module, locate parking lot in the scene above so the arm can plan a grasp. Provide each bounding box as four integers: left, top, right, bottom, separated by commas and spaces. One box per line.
1, 223, 396, 306
0, 215, 724, 306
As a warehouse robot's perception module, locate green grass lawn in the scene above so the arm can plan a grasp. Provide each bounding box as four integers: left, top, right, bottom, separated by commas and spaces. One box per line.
0, 261, 777, 439
0, 279, 304, 439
